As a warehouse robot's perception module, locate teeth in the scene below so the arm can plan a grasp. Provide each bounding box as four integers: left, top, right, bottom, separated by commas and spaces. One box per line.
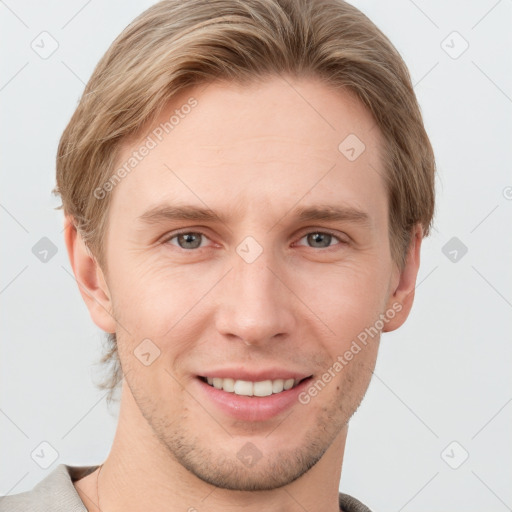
272, 379, 284, 393
283, 379, 294, 390
234, 380, 254, 396
204, 377, 299, 396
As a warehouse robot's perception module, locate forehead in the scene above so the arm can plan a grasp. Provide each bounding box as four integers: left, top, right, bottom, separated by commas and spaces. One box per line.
110, 75, 386, 224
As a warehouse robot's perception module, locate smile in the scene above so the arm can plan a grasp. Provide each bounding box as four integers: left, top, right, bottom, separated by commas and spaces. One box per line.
199, 376, 308, 396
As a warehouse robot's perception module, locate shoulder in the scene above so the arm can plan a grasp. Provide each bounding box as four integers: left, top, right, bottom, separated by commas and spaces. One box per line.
339, 491, 374, 512
0, 464, 98, 512
2, 466, 372, 512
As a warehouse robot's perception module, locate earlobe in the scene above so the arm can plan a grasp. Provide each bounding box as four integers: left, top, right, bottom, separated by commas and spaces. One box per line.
383, 224, 423, 333
63, 216, 116, 334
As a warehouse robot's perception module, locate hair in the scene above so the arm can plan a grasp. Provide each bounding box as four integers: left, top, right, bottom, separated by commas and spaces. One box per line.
55, 0, 436, 403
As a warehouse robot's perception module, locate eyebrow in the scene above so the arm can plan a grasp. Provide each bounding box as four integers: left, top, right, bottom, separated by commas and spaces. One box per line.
138, 204, 371, 228
294, 205, 371, 226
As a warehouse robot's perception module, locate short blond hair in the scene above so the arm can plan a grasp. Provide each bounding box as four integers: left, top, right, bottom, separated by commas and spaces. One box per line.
55, 0, 436, 401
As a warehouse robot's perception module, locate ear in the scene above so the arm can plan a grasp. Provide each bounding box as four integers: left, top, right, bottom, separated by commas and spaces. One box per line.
382, 224, 423, 332
63, 216, 116, 333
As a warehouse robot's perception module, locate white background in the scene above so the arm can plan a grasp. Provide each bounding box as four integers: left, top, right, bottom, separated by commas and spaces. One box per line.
1, 1, 511, 511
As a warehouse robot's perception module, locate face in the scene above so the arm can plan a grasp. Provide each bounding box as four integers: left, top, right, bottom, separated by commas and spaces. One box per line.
87, 76, 411, 490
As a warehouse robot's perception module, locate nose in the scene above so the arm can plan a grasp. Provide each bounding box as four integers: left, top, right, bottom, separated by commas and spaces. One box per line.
214, 246, 296, 346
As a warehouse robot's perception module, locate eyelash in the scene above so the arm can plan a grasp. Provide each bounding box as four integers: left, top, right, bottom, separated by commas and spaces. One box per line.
162, 229, 348, 251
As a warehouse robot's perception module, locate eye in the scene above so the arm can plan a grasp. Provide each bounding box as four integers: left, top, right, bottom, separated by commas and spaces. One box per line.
166, 231, 210, 250
296, 231, 346, 249
162, 229, 347, 252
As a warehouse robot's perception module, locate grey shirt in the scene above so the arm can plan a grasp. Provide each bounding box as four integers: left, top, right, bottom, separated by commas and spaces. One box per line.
0, 464, 373, 512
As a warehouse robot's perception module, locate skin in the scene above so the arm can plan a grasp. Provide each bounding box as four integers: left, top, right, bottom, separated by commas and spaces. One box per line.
67, 75, 422, 512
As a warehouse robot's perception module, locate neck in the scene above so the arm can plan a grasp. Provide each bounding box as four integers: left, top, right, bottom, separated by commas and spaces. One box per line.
96, 382, 347, 512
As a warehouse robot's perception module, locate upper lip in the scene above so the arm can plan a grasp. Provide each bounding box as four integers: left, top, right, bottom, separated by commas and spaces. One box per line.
198, 368, 312, 382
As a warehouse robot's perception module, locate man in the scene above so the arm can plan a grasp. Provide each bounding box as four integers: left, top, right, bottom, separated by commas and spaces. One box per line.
1, 0, 435, 510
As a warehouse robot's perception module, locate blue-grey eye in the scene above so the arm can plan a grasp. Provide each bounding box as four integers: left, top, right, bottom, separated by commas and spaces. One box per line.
305, 232, 335, 248
172, 232, 204, 249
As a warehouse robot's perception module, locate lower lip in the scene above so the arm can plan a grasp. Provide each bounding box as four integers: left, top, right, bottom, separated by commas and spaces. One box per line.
195, 377, 313, 422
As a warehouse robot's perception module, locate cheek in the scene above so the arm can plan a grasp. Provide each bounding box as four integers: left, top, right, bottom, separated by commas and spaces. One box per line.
293, 260, 390, 331
109, 253, 210, 325
108, 260, 227, 372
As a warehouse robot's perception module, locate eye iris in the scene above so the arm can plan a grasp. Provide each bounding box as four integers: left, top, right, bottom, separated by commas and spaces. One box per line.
178, 233, 202, 249
307, 233, 332, 248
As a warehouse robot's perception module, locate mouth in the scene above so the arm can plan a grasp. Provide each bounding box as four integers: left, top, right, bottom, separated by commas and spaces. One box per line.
198, 375, 313, 397
196, 374, 314, 421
